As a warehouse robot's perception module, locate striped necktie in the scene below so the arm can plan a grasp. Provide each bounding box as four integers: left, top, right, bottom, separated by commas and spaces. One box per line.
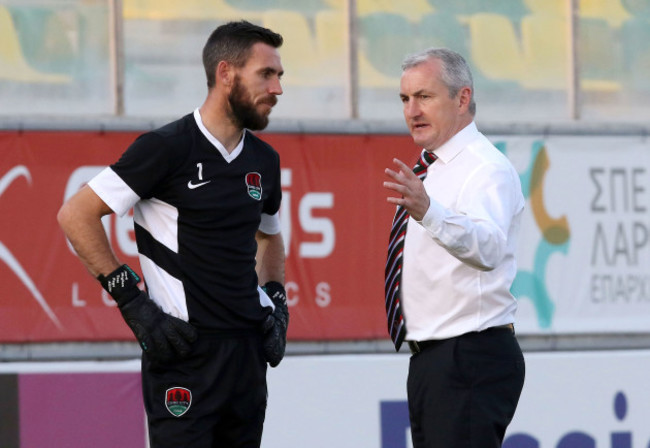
384, 150, 437, 351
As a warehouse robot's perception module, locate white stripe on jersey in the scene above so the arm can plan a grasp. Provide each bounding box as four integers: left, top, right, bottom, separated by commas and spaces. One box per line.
89, 167, 180, 254
134, 198, 179, 254
89, 167, 188, 320
139, 254, 189, 321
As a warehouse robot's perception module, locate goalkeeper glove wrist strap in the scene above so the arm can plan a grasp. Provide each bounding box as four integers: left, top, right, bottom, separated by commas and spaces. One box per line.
263, 281, 284, 291
97, 264, 141, 307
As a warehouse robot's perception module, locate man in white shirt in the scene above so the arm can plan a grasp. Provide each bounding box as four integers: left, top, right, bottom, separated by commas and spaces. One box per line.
383, 48, 525, 447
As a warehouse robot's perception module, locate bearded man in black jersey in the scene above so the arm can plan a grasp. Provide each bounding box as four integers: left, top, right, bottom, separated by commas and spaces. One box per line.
58, 21, 288, 448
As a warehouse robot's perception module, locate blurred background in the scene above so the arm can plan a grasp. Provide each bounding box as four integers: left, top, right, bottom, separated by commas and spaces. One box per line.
2, 1, 650, 447
2, 0, 649, 123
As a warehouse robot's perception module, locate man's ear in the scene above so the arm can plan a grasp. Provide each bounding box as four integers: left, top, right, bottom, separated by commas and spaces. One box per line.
457, 86, 472, 113
217, 60, 234, 87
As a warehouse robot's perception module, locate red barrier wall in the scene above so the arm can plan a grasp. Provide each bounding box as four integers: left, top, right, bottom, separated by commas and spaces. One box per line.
0, 130, 420, 342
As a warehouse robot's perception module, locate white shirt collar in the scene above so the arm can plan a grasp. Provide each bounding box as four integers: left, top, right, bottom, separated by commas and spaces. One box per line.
430, 121, 479, 163
193, 108, 245, 163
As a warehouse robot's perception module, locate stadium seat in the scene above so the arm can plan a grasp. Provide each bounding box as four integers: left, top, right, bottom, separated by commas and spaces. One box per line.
262, 10, 342, 86
518, 10, 621, 92
358, 10, 519, 92
222, 0, 270, 9
314, 9, 347, 84
520, 13, 622, 92
418, 11, 500, 90
418, 11, 469, 55
123, 0, 179, 20
122, 0, 263, 21
578, 18, 622, 91
0, 6, 70, 83
315, 10, 346, 60
359, 13, 421, 78
520, 14, 568, 89
580, 0, 631, 27
357, 52, 399, 88
357, 0, 433, 21
620, 0, 650, 17
9, 7, 76, 75
274, 0, 330, 14
262, 10, 316, 71
322, 0, 343, 7
621, 17, 650, 91
223, 0, 328, 14
467, 13, 525, 83
523, 0, 565, 16
427, 0, 529, 22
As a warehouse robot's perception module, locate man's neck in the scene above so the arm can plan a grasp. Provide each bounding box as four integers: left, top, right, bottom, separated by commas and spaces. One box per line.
198, 101, 243, 153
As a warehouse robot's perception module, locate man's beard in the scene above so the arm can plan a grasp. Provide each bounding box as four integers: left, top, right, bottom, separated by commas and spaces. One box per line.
228, 76, 276, 131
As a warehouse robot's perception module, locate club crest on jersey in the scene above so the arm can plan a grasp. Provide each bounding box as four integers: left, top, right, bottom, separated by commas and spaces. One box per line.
165, 387, 192, 417
245, 172, 262, 200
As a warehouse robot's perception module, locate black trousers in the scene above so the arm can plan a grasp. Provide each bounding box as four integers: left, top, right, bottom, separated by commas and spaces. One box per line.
141, 332, 268, 448
407, 327, 525, 448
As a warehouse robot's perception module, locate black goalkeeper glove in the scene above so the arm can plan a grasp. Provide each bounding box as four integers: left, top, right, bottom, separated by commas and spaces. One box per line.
98, 265, 198, 364
261, 281, 289, 368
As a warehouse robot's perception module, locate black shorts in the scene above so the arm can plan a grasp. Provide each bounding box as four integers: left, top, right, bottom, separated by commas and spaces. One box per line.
141, 331, 268, 448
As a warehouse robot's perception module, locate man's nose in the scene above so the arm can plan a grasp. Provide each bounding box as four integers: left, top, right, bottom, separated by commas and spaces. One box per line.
404, 100, 420, 117
269, 77, 283, 95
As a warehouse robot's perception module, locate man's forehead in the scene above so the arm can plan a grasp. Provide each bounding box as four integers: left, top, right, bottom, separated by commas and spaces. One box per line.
246, 43, 282, 66
401, 62, 440, 90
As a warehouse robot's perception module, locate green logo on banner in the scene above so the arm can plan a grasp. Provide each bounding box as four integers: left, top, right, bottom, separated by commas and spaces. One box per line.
497, 141, 569, 329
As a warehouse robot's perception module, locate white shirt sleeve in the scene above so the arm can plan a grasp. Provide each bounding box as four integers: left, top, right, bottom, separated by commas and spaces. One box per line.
419, 162, 522, 271
87, 167, 140, 217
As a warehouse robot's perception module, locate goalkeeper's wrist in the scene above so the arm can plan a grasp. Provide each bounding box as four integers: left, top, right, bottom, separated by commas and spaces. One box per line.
97, 264, 142, 307
263, 281, 285, 292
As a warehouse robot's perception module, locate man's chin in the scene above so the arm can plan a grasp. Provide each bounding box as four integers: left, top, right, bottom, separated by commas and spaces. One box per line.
258, 109, 273, 127
410, 135, 429, 148
246, 116, 270, 131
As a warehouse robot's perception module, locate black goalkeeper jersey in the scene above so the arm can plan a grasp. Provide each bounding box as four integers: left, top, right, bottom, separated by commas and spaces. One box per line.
89, 111, 282, 332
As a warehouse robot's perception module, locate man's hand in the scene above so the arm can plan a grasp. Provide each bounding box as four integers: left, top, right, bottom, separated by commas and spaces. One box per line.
261, 281, 289, 367
99, 265, 198, 364
119, 291, 198, 364
384, 158, 431, 221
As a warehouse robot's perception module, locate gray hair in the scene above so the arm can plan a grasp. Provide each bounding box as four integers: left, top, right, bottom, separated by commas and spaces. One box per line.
402, 48, 476, 116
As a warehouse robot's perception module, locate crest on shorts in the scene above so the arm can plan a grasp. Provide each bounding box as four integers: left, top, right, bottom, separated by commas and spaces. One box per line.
245, 172, 262, 200
165, 387, 192, 417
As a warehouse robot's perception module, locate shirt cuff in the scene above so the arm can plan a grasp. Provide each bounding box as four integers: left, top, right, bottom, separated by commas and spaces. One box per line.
416, 196, 445, 235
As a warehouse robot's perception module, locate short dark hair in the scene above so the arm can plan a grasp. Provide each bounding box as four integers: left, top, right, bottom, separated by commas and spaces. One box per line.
202, 20, 283, 89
